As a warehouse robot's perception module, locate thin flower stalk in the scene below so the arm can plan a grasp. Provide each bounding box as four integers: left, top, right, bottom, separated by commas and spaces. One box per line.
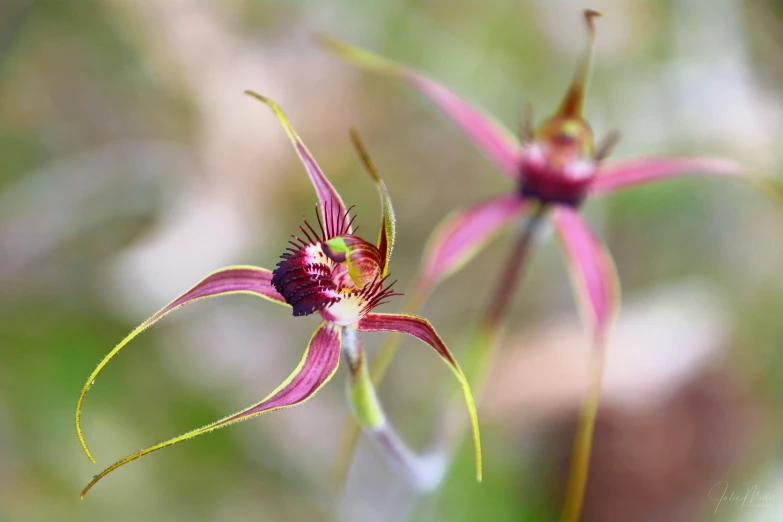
560, 334, 606, 522
462, 206, 546, 387
322, 8, 783, 516
436, 209, 546, 459
75, 94, 481, 498
342, 327, 446, 491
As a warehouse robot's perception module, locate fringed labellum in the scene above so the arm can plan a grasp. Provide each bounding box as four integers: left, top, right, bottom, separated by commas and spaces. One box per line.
272, 205, 398, 326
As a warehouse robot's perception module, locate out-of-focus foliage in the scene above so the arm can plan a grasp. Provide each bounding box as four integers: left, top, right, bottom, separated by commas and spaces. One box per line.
1, 1, 783, 521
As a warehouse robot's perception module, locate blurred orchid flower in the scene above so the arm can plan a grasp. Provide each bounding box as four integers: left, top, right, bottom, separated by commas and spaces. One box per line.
323, 10, 783, 517
322, 10, 781, 350
75, 93, 481, 498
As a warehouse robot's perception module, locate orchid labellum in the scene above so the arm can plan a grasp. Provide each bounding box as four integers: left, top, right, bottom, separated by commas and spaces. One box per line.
75, 93, 481, 498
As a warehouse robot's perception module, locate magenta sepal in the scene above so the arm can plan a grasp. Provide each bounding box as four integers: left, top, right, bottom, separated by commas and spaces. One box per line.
551, 207, 619, 341
79, 322, 341, 498
420, 194, 529, 293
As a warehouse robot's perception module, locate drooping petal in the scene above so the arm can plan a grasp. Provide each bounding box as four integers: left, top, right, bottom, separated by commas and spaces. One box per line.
349, 127, 396, 276
551, 206, 619, 522
551, 208, 618, 522
551, 207, 619, 342
321, 38, 521, 178
76, 266, 288, 463
419, 194, 530, 295
356, 313, 482, 482
591, 156, 783, 203
244, 91, 352, 233
80, 322, 341, 498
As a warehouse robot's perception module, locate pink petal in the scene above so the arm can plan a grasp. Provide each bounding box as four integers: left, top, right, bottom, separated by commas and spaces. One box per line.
80, 322, 341, 498
148, 266, 288, 319
245, 91, 351, 232
76, 265, 287, 463
591, 156, 749, 195
551, 207, 619, 341
420, 194, 529, 294
357, 312, 482, 482
321, 38, 521, 178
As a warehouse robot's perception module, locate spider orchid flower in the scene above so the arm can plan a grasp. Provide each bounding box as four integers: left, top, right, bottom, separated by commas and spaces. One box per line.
322, 10, 782, 351
323, 10, 783, 515
75, 94, 481, 498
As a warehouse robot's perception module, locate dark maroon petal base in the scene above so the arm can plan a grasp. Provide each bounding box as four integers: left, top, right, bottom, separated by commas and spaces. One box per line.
272, 245, 339, 317
272, 205, 359, 317
519, 164, 592, 207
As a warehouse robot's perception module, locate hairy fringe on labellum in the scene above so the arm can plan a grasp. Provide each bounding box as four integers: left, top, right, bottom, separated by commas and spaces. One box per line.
272, 201, 399, 318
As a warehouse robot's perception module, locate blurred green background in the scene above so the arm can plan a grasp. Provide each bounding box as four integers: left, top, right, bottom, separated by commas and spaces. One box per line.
2, 0, 783, 521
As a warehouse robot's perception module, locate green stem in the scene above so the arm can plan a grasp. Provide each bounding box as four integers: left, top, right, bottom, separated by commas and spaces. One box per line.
330, 282, 428, 489
466, 205, 545, 387
560, 339, 605, 522
341, 327, 445, 492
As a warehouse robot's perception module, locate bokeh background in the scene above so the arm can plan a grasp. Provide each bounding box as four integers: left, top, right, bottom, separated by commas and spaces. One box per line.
2, 0, 783, 521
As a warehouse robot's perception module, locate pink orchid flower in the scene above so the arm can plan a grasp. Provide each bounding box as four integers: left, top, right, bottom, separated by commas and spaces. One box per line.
75, 93, 481, 498
323, 10, 781, 360
323, 12, 782, 517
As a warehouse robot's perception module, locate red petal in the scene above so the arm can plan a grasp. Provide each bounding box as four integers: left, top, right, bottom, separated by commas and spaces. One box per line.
80, 322, 341, 498
76, 266, 287, 463
245, 92, 352, 234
